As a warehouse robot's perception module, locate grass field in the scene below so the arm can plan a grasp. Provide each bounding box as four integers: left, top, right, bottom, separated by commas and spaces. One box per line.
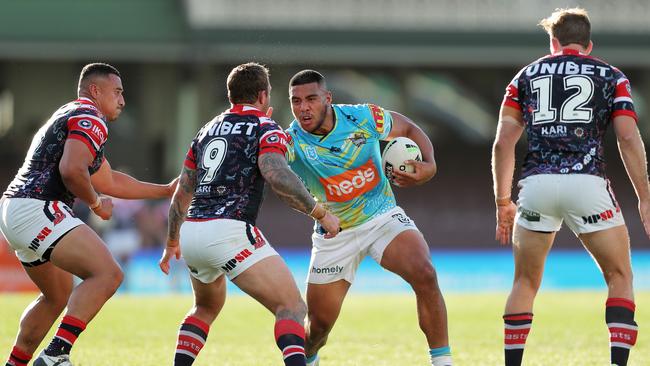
2, 292, 649, 365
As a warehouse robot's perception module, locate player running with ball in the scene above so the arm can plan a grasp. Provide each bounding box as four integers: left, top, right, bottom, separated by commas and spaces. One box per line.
285, 69, 452, 366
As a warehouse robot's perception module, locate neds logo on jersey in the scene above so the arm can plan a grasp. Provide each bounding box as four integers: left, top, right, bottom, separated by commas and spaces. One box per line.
319, 159, 379, 202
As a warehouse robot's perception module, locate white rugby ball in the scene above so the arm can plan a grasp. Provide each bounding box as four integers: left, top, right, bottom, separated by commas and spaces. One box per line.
381, 137, 422, 183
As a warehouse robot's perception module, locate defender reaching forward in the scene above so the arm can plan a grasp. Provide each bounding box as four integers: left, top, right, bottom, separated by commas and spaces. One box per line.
492, 8, 649, 366
286, 70, 452, 366
1, 63, 176, 366
159, 63, 339, 366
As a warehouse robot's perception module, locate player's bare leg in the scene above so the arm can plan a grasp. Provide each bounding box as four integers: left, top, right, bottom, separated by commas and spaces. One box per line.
380, 229, 451, 365
48, 225, 123, 321
233, 255, 308, 366
505, 226, 555, 313
5, 263, 72, 365
33, 225, 123, 365
580, 225, 637, 365
173, 275, 226, 365
188, 275, 227, 325
502, 225, 554, 366
580, 225, 634, 300
303, 279, 350, 364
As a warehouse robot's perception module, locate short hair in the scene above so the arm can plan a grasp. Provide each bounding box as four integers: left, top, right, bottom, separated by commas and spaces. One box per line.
226, 62, 270, 104
79, 63, 121, 85
539, 8, 591, 48
289, 69, 327, 89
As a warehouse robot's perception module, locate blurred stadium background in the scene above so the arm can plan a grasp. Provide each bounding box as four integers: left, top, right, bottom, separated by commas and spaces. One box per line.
1, 0, 649, 295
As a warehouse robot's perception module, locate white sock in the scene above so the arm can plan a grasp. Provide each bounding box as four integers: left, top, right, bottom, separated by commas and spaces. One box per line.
431, 354, 453, 366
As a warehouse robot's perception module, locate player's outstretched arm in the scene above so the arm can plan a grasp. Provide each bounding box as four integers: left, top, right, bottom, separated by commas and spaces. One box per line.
160, 165, 196, 274
91, 159, 178, 199
386, 111, 436, 186
59, 139, 113, 220
258, 152, 340, 237
491, 106, 524, 245
614, 115, 650, 238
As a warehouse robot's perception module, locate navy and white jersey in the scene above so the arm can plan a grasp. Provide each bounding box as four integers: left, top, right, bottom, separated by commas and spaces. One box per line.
183, 104, 288, 224
502, 48, 637, 178
3, 97, 108, 207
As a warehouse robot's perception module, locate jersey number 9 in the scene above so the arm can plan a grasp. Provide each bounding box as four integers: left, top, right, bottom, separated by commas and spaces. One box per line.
200, 137, 228, 184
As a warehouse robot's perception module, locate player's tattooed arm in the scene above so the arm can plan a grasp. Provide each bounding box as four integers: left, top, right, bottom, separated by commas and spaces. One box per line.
167, 166, 196, 241
258, 152, 316, 215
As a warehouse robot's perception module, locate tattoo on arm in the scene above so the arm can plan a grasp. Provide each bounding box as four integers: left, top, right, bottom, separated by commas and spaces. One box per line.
258, 153, 316, 216
168, 167, 196, 240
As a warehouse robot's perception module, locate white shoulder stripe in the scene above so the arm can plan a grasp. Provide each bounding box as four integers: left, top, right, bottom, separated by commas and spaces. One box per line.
616, 78, 629, 85
260, 129, 283, 141
73, 130, 101, 151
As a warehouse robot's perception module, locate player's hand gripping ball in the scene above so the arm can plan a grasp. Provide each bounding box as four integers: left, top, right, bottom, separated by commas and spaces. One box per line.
381, 137, 422, 184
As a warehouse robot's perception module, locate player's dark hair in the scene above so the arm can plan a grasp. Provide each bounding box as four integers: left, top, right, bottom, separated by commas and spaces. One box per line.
289, 69, 327, 89
79, 63, 121, 83
539, 8, 590, 48
227, 62, 270, 104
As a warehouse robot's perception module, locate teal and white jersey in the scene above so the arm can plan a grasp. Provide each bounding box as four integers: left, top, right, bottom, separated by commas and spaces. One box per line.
286, 103, 396, 230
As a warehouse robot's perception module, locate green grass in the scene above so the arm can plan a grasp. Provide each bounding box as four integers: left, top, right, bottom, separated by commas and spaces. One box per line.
1, 292, 649, 365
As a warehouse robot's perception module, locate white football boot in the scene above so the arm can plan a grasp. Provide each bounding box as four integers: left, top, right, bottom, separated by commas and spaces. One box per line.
306, 354, 320, 366
33, 351, 73, 366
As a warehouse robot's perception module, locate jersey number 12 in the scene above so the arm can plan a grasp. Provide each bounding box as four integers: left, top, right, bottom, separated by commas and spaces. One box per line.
530, 75, 594, 125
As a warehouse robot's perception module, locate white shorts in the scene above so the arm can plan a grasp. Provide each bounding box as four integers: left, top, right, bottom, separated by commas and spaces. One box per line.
307, 206, 418, 284
515, 174, 625, 235
0, 197, 84, 265
180, 219, 278, 283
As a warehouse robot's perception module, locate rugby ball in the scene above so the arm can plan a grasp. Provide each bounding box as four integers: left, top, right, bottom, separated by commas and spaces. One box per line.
381, 137, 422, 182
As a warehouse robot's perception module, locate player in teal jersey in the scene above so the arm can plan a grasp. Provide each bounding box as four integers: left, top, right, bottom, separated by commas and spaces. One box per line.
285, 70, 452, 366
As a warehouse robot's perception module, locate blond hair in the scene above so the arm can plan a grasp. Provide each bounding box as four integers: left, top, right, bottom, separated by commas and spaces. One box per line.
539, 8, 591, 48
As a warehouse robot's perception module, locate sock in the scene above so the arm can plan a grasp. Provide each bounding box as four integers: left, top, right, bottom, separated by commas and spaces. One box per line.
429, 346, 452, 365
606, 298, 638, 366
175, 316, 210, 366
44, 315, 86, 357
503, 313, 533, 366
6, 346, 32, 366
274, 319, 306, 366
305, 354, 318, 366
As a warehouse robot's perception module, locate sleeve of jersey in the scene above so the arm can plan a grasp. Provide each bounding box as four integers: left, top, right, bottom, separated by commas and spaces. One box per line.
501, 77, 521, 111
284, 132, 296, 163
367, 104, 392, 139
612, 73, 637, 122
66, 114, 108, 159
258, 118, 288, 157
184, 142, 197, 170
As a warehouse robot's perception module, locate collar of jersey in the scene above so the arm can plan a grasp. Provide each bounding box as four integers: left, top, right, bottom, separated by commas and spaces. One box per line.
229, 104, 265, 117
76, 97, 98, 107
555, 48, 587, 56
294, 105, 338, 143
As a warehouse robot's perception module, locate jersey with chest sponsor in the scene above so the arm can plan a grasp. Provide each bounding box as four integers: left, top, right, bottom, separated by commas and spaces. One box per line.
3, 97, 108, 207
184, 104, 287, 224
286, 103, 395, 230
502, 49, 637, 178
